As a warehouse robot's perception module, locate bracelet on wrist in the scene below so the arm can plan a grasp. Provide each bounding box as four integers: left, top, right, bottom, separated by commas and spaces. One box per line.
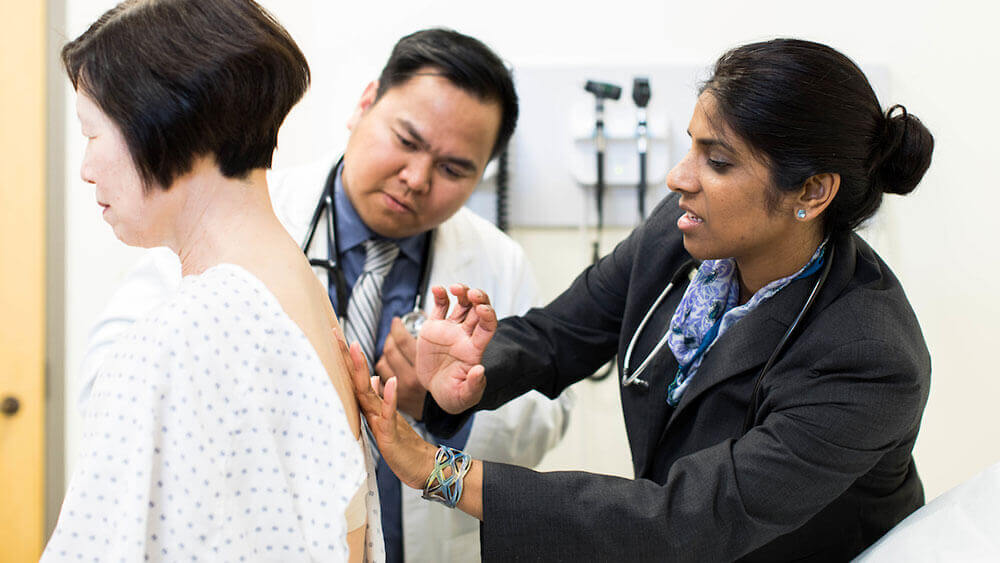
422, 445, 472, 508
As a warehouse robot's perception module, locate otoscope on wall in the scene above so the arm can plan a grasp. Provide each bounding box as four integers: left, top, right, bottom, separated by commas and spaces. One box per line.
584, 79, 622, 265
584, 79, 621, 382
632, 77, 651, 220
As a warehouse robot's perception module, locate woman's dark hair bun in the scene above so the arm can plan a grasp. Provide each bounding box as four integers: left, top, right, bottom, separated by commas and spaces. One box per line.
704, 39, 935, 233
870, 104, 935, 196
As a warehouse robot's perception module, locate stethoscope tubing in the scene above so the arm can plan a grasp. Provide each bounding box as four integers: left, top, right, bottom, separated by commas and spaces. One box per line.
621, 259, 698, 387
301, 155, 434, 327
620, 244, 834, 435
740, 243, 834, 434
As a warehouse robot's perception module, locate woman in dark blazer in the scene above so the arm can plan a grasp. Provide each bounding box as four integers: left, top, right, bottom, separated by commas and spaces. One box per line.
348, 38, 935, 562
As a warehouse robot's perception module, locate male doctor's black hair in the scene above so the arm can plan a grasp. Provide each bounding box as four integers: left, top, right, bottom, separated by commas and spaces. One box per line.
62, 0, 310, 192
702, 38, 934, 234
375, 28, 518, 160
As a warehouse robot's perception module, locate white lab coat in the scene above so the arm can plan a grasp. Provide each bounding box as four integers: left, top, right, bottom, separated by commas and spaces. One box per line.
80, 153, 573, 563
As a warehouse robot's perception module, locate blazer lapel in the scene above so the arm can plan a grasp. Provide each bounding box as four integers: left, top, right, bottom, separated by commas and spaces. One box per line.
663, 270, 817, 431
624, 277, 687, 476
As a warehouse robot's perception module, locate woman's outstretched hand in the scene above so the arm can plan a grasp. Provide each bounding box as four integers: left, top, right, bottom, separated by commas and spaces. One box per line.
416, 284, 497, 414
335, 327, 436, 491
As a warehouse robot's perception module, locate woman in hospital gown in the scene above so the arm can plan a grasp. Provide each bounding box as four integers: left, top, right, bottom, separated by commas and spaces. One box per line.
42, 1, 382, 561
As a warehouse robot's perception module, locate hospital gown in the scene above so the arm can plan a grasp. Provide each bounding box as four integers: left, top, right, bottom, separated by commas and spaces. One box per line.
44, 263, 384, 562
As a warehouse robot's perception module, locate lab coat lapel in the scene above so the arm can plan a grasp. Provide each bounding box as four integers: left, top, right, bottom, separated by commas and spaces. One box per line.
423, 213, 477, 310
306, 211, 332, 287
268, 153, 339, 288
285, 181, 330, 288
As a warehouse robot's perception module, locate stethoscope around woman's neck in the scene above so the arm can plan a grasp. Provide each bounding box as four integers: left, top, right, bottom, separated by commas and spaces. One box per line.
300, 155, 435, 336
621, 243, 836, 435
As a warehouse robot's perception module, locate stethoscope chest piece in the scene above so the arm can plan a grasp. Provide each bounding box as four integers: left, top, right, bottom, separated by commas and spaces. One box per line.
401, 310, 427, 338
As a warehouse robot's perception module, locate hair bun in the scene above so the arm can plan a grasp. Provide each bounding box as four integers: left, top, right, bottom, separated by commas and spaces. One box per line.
869, 104, 934, 195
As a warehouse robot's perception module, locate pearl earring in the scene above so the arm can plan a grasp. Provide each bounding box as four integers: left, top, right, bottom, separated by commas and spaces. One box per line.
796, 209, 807, 219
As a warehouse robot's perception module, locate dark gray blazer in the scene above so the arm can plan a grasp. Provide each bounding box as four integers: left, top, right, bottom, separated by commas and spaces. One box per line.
425, 194, 931, 562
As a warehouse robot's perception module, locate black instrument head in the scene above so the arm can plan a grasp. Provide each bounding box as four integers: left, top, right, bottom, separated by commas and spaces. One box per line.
632, 77, 650, 107
585, 80, 622, 100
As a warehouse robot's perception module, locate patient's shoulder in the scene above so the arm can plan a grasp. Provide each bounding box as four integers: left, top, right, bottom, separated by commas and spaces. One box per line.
112, 263, 317, 372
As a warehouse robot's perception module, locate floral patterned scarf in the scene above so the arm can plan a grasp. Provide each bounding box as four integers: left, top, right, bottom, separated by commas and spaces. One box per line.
665, 240, 828, 406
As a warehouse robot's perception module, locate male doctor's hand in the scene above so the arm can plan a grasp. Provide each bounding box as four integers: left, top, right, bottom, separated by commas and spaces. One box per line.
415, 284, 496, 414
376, 317, 428, 420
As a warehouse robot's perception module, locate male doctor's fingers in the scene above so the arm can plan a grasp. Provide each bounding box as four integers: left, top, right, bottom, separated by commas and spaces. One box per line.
387, 317, 417, 363
376, 318, 426, 419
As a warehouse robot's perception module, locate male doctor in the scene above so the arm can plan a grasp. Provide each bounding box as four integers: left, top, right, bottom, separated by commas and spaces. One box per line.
80, 28, 571, 562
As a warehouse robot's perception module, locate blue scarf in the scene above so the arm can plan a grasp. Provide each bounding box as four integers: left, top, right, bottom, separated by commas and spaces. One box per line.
665, 241, 827, 406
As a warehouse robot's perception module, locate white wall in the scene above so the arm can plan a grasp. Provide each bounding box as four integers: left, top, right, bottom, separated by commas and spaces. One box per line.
58, 0, 1000, 502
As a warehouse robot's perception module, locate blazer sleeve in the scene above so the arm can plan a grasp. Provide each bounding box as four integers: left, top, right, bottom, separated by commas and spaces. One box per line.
477, 335, 929, 562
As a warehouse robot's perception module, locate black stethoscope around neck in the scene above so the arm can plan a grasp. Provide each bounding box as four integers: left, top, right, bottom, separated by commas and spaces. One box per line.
300, 155, 435, 336
621, 242, 835, 435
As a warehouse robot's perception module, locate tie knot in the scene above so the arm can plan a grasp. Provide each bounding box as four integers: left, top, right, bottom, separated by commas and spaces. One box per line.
362, 239, 399, 276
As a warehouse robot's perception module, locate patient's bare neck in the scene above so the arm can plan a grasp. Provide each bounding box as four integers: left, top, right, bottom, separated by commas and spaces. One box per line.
168, 161, 285, 277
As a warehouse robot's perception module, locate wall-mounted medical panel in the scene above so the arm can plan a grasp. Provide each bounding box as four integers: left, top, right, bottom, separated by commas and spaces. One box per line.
467, 64, 888, 230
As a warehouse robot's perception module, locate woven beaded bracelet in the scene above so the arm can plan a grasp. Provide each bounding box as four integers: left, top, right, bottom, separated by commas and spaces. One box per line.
422, 445, 473, 508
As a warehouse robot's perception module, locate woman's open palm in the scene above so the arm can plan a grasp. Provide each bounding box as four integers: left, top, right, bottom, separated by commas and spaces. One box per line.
415, 285, 497, 414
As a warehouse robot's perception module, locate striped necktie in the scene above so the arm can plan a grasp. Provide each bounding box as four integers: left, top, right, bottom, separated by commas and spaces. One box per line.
343, 239, 399, 372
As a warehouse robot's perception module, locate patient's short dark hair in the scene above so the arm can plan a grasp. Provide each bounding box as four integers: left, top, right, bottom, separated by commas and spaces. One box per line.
62, 0, 310, 191
375, 28, 518, 160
